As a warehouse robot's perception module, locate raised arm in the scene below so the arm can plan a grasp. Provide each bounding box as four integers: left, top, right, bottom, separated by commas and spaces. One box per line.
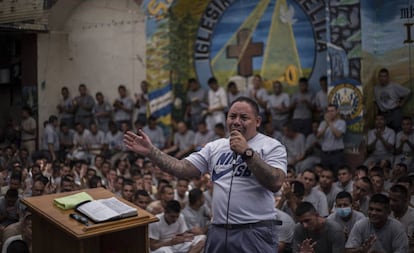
124, 130, 200, 178
230, 130, 285, 192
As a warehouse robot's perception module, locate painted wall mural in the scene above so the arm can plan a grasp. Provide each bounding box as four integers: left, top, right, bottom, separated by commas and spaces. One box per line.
141, 0, 413, 151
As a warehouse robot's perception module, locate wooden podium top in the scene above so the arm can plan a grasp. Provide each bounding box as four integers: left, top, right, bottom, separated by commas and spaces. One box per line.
21, 187, 158, 239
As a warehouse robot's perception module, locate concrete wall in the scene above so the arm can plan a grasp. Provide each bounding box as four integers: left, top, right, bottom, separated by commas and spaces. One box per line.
37, 0, 146, 133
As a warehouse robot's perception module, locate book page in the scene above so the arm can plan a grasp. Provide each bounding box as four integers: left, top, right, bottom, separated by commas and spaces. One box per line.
99, 197, 137, 217
77, 201, 119, 222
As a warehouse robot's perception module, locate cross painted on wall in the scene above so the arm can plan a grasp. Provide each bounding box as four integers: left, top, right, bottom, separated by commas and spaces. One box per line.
226, 28, 264, 77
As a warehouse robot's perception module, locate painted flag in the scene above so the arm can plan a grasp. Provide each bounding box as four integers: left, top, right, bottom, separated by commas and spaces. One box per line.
148, 83, 173, 124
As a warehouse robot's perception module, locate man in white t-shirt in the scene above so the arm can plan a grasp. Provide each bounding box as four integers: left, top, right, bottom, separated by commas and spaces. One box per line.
205, 77, 228, 131
124, 97, 287, 253
266, 81, 290, 131
389, 184, 414, 236
345, 194, 408, 253
301, 169, 329, 217
327, 191, 365, 240
374, 68, 411, 132
149, 200, 205, 253
317, 104, 347, 174
395, 117, 414, 170
365, 114, 395, 166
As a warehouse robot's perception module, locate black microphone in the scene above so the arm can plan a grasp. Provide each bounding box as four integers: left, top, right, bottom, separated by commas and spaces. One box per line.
232, 152, 238, 166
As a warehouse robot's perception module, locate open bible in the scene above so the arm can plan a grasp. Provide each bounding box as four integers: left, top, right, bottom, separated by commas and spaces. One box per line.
75, 197, 138, 223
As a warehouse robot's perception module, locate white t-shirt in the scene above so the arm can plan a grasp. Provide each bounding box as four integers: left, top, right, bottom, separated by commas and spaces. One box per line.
318, 119, 347, 151
185, 133, 287, 224
266, 93, 290, 121
346, 217, 408, 252
367, 127, 395, 156
374, 82, 411, 112
275, 209, 295, 244
303, 188, 329, 217
396, 131, 414, 154
113, 96, 134, 121
149, 213, 188, 242
391, 206, 414, 236
327, 209, 365, 234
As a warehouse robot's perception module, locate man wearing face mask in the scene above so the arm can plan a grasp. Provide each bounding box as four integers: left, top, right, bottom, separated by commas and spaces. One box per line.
293, 201, 345, 253
327, 191, 365, 240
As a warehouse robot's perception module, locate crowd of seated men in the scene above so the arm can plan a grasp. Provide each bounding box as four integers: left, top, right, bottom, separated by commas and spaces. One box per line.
0, 71, 412, 252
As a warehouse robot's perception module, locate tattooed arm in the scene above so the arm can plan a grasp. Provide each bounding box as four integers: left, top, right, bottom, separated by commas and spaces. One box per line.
124, 130, 200, 178
147, 146, 200, 178
230, 130, 285, 192
245, 151, 286, 192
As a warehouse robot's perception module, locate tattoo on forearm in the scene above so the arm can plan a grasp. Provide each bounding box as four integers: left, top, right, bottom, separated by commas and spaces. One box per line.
247, 153, 285, 192
148, 147, 198, 178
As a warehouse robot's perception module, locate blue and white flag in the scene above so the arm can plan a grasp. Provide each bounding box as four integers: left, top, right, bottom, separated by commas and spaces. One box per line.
148, 83, 173, 121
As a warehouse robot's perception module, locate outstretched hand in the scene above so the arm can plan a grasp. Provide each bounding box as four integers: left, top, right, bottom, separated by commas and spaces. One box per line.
362, 234, 376, 252
298, 238, 316, 253
124, 130, 154, 156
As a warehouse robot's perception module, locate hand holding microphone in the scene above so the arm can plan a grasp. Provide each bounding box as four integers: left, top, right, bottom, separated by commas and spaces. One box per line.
230, 130, 249, 158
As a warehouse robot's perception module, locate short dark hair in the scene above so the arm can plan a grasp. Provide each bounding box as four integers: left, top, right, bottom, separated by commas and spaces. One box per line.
6, 189, 18, 198
165, 200, 181, 213
359, 176, 373, 191
88, 175, 102, 188
291, 180, 305, 198
295, 201, 316, 217
188, 188, 203, 205
299, 77, 308, 83
389, 184, 408, 199
378, 68, 389, 75
214, 123, 225, 130
321, 167, 334, 176
327, 103, 338, 110
22, 106, 32, 115
6, 240, 29, 253
369, 193, 390, 210
303, 168, 319, 183
49, 115, 58, 123
62, 175, 74, 184
10, 172, 22, 183
229, 96, 260, 117
227, 81, 237, 89
207, 77, 217, 85
402, 116, 412, 123
177, 178, 190, 184
355, 165, 368, 174
335, 191, 353, 202
287, 165, 296, 175
33, 174, 49, 185
135, 189, 150, 199
338, 165, 352, 173
160, 184, 173, 194
369, 166, 384, 177
123, 178, 135, 187
188, 78, 197, 84
396, 176, 413, 188
396, 163, 408, 172
148, 115, 158, 122
319, 76, 327, 82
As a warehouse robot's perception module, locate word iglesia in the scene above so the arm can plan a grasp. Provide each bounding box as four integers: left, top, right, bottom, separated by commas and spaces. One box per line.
402, 5, 414, 44
195, 0, 235, 61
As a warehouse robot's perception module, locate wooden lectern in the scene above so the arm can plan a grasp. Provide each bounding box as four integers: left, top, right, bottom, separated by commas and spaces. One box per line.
22, 187, 158, 253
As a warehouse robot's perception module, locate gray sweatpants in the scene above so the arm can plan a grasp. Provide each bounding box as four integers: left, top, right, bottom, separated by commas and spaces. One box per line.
204, 224, 278, 253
